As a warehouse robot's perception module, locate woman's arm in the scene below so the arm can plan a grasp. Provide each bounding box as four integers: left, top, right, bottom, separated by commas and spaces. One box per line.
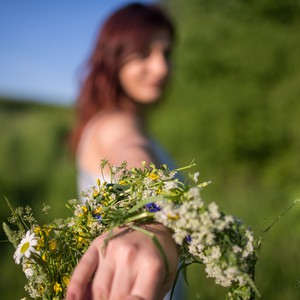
68, 113, 179, 300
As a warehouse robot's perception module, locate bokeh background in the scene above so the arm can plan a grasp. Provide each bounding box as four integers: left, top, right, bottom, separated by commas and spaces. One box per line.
1, 0, 300, 299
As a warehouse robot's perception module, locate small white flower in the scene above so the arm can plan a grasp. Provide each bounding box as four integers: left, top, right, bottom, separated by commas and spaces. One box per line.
232, 245, 242, 253
186, 187, 201, 200
192, 172, 200, 183
210, 246, 221, 260
163, 181, 179, 191
24, 266, 34, 278
242, 229, 254, 257
22, 259, 34, 278
13, 231, 38, 264
208, 202, 221, 220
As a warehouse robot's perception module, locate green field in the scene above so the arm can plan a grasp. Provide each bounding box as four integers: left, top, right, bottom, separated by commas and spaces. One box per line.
1, 0, 300, 299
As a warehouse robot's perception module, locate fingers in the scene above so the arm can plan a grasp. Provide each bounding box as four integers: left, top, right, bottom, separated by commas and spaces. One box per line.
108, 243, 139, 299
92, 231, 166, 300
91, 250, 114, 300
66, 242, 99, 300
67, 225, 177, 300
130, 256, 167, 300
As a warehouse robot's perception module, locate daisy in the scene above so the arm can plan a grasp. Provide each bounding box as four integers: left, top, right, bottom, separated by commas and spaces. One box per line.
13, 230, 38, 264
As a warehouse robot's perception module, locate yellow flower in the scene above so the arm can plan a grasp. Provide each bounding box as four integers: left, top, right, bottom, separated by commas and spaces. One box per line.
38, 285, 44, 295
63, 276, 70, 286
49, 240, 57, 251
36, 236, 44, 251
42, 227, 52, 236
167, 213, 180, 221
93, 190, 99, 198
53, 282, 62, 293
42, 253, 46, 261
119, 180, 126, 185
81, 206, 88, 213
34, 226, 41, 235
149, 172, 159, 180
94, 206, 102, 214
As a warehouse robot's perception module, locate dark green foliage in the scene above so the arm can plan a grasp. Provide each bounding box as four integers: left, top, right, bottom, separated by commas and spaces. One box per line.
0, 97, 76, 299
0, 98, 76, 211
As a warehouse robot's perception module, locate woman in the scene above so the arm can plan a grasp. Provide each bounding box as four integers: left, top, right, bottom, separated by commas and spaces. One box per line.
67, 3, 183, 300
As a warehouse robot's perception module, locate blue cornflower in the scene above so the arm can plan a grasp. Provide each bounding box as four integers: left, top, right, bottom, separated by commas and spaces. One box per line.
94, 215, 102, 223
145, 202, 161, 212
186, 234, 192, 243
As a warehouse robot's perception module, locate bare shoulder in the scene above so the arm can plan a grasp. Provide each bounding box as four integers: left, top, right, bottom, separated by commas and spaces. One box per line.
91, 111, 147, 149
95, 110, 138, 130
80, 111, 158, 168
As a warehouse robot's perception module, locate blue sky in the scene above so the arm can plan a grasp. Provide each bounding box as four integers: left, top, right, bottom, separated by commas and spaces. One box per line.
0, 0, 156, 105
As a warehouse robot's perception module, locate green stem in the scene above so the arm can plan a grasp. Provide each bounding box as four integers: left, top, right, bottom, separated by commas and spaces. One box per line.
261, 199, 300, 236
174, 160, 196, 172
125, 212, 155, 223
4, 195, 26, 231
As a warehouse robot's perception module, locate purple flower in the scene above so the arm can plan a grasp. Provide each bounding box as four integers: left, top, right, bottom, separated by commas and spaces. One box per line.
145, 202, 161, 212
186, 235, 192, 243
94, 215, 102, 223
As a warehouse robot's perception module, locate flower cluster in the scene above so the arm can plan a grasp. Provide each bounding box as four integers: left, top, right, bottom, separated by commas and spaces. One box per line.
4, 160, 259, 299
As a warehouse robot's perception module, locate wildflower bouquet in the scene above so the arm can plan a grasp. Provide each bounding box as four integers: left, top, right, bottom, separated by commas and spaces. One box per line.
4, 160, 259, 299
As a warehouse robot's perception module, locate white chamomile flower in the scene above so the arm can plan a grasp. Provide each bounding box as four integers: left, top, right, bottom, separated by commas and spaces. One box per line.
13, 231, 38, 264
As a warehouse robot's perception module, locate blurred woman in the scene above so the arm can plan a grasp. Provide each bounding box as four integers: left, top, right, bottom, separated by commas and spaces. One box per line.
68, 3, 183, 300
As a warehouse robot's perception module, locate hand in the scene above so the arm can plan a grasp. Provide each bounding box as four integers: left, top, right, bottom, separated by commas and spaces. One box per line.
66, 223, 179, 300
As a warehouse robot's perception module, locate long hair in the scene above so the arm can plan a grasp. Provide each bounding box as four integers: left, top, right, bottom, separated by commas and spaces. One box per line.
70, 2, 175, 152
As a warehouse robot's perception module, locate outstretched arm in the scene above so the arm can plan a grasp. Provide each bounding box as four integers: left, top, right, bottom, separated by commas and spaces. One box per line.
71, 113, 179, 299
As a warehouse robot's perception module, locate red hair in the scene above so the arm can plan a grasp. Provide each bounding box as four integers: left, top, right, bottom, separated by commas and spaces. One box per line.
70, 3, 175, 152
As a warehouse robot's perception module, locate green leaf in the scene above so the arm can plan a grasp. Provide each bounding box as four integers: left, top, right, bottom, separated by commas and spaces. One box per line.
2, 222, 18, 248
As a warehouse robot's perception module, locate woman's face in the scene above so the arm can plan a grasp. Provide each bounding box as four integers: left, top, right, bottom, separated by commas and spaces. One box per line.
118, 30, 172, 105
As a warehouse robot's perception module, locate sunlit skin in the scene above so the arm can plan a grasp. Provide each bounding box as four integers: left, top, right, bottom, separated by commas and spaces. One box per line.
119, 31, 172, 108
